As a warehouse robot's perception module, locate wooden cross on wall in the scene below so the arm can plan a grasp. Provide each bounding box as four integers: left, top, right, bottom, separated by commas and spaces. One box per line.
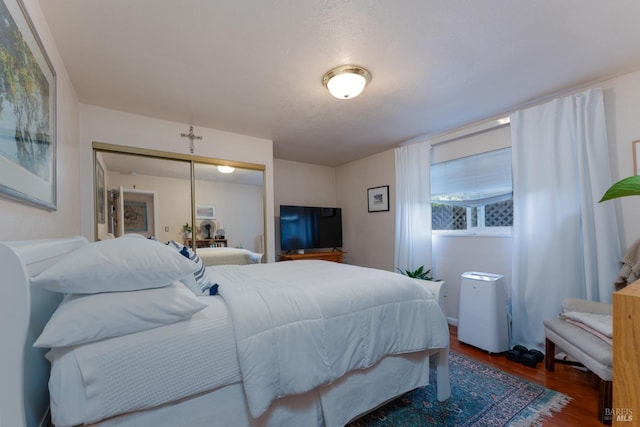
180, 125, 203, 153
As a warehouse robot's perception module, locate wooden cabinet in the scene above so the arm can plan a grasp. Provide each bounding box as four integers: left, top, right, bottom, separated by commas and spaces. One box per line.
613, 279, 640, 426
279, 251, 345, 263
186, 238, 228, 248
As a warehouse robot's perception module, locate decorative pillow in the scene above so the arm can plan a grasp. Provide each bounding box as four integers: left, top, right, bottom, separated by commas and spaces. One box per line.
167, 240, 217, 295
31, 238, 199, 294
34, 282, 207, 348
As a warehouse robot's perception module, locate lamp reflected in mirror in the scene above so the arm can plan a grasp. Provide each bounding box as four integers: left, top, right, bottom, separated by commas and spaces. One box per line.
217, 165, 235, 174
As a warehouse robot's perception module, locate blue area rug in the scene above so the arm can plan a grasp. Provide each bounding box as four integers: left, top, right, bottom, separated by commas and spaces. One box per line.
348, 352, 570, 427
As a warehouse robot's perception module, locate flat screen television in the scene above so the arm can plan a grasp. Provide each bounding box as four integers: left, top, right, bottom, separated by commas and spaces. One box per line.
280, 205, 343, 251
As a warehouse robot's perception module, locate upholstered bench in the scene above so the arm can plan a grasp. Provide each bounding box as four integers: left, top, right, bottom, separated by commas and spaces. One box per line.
543, 299, 612, 425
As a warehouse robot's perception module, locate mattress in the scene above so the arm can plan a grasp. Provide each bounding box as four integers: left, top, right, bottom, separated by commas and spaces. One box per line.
47, 296, 241, 427
197, 246, 263, 266
87, 349, 435, 427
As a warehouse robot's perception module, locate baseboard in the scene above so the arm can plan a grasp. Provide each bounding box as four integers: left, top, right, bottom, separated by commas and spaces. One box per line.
447, 317, 458, 326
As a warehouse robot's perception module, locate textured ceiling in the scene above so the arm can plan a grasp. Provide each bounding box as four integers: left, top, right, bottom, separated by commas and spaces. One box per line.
40, 0, 640, 166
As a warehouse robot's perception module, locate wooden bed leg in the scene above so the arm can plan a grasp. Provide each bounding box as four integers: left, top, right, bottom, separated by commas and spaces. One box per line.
599, 379, 613, 425
436, 348, 451, 401
545, 338, 555, 372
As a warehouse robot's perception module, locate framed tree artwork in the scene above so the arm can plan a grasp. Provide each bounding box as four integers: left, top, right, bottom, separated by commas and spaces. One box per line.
0, 0, 57, 210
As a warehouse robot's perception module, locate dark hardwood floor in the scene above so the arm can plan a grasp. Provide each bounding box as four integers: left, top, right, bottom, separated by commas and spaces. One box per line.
449, 325, 604, 427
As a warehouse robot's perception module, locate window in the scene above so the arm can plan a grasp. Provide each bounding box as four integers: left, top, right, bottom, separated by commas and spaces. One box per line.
431, 148, 512, 233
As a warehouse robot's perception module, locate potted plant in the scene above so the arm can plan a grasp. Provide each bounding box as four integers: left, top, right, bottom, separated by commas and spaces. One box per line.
182, 223, 192, 238
397, 265, 436, 281
599, 175, 640, 202
397, 265, 446, 310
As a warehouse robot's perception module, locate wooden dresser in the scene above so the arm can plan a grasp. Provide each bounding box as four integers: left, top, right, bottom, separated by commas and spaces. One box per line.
279, 251, 345, 263
613, 279, 640, 426
186, 238, 228, 248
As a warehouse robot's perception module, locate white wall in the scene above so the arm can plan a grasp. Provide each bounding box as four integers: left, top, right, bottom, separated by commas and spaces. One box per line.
335, 150, 396, 270
274, 159, 336, 207
433, 235, 512, 325
194, 179, 264, 252
273, 158, 337, 253
78, 105, 276, 261
331, 72, 640, 324
274, 152, 396, 269
602, 70, 640, 248
108, 172, 263, 251
0, 0, 80, 241
108, 173, 191, 242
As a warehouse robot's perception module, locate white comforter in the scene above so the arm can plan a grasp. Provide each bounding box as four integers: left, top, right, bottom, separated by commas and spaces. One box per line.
213, 260, 449, 418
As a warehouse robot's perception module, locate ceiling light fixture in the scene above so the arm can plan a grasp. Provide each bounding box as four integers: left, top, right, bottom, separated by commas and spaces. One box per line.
322, 65, 371, 99
217, 165, 235, 174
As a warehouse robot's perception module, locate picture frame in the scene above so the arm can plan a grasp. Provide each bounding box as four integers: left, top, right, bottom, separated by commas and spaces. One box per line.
123, 200, 148, 233
0, 0, 57, 210
96, 161, 106, 224
367, 185, 390, 212
196, 204, 216, 219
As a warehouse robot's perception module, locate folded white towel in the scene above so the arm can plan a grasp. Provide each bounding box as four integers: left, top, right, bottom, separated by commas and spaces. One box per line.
563, 318, 612, 345
561, 311, 612, 338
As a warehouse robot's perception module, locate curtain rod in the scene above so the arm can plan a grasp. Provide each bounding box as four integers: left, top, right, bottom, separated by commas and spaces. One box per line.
429, 117, 510, 147
425, 73, 616, 149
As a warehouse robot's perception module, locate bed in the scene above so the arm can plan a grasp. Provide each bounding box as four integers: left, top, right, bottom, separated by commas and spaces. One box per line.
0, 236, 450, 427
197, 246, 263, 266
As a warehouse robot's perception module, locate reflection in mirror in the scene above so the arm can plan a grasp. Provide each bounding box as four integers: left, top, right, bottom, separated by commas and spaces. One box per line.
634, 140, 639, 176
95, 152, 191, 243
94, 145, 268, 263
193, 163, 264, 254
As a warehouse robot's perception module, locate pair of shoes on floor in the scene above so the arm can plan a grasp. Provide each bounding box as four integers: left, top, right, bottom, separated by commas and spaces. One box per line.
505, 345, 544, 368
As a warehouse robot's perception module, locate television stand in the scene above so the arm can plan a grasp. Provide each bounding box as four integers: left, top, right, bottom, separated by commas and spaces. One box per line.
279, 251, 345, 263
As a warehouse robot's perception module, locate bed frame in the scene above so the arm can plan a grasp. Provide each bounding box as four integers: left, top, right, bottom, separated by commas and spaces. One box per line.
0, 236, 88, 427
0, 236, 450, 427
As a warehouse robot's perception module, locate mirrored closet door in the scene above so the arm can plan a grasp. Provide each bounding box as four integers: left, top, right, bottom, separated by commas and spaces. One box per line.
93, 142, 267, 260
193, 163, 264, 254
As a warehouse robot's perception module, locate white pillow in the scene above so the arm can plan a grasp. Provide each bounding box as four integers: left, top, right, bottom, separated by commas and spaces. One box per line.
31, 238, 199, 294
179, 272, 203, 296
34, 282, 207, 348
167, 240, 217, 295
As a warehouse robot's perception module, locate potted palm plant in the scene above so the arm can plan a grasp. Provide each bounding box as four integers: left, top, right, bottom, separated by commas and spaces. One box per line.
397, 265, 446, 310
396, 265, 436, 281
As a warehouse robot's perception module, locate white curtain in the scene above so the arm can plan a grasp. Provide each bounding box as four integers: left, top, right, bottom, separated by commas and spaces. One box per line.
510, 88, 621, 351
394, 141, 432, 273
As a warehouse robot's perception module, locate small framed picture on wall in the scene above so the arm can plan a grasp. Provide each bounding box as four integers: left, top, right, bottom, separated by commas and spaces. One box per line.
367, 185, 389, 212
196, 204, 216, 219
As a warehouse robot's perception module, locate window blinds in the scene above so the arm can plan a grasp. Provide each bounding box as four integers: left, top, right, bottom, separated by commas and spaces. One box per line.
431, 148, 512, 207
